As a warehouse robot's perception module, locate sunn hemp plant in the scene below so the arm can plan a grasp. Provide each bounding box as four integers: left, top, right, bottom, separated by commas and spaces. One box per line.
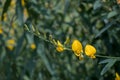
24, 24, 120, 78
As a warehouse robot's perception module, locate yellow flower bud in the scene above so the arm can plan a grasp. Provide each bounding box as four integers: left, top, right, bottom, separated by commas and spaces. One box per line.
3, 13, 7, 21
0, 28, 3, 34
56, 40, 64, 52
85, 44, 96, 58
64, 36, 70, 45
7, 39, 15, 45
21, 0, 25, 7
79, 54, 84, 60
115, 72, 120, 80
10, 0, 15, 8
52, 39, 57, 45
57, 41, 63, 47
72, 40, 83, 56
6, 39, 15, 51
56, 46, 64, 52
24, 8, 29, 20
30, 43, 36, 50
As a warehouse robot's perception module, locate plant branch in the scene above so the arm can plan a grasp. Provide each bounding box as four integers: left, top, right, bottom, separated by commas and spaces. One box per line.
96, 55, 120, 61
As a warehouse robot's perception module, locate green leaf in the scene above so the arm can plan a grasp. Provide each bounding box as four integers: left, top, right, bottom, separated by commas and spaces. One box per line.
37, 43, 55, 76
0, 48, 6, 67
14, 33, 25, 56
1, 0, 11, 20
64, 0, 70, 14
100, 59, 116, 75
107, 11, 118, 19
99, 59, 112, 64
93, 0, 102, 10
95, 21, 116, 38
26, 32, 34, 44
16, 0, 24, 26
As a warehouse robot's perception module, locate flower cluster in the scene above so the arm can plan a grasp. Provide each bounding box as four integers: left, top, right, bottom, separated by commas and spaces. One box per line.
55, 39, 96, 60
56, 41, 64, 52
72, 40, 96, 60
51, 37, 70, 52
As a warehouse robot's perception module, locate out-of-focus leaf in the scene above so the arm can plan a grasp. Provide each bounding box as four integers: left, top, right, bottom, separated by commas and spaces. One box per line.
16, 0, 23, 26
23, 75, 30, 80
26, 31, 34, 44
1, 0, 11, 20
25, 59, 36, 78
93, 0, 102, 10
99, 59, 113, 64
14, 33, 25, 56
37, 43, 55, 76
95, 21, 116, 38
107, 11, 118, 19
100, 59, 116, 75
64, 0, 70, 14
0, 47, 6, 62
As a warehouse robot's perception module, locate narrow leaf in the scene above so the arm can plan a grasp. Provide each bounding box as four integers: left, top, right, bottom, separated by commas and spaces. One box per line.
100, 59, 116, 75
37, 44, 55, 76
93, 0, 102, 10
64, 0, 70, 14
95, 21, 115, 38
1, 0, 11, 20
14, 33, 25, 56
99, 59, 112, 64
107, 11, 118, 19
16, 0, 24, 26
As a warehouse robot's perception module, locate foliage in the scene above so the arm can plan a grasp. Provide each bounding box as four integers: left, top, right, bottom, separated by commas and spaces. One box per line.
0, 0, 120, 80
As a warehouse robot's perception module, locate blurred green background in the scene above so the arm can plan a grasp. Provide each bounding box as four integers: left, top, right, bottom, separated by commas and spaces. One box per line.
0, 0, 120, 80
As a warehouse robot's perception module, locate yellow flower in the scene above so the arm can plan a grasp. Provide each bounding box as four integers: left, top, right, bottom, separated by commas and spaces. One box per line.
10, 0, 16, 8
72, 40, 83, 57
24, 8, 29, 20
117, 0, 120, 4
85, 44, 96, 58
3, 13, 7, 21
21, 0, 25, 7
6, 39, 15, 51
0, 28, 3, 34
56, 40, 64, 52
30, 43, 36, 50
115, 72, 120, 80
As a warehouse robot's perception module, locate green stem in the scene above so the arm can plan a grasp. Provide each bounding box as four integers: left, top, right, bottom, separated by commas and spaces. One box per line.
96, 55, 120, 61
26, 29, 53, 44
25, 27, 120, 62
65, 48, 72, 51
